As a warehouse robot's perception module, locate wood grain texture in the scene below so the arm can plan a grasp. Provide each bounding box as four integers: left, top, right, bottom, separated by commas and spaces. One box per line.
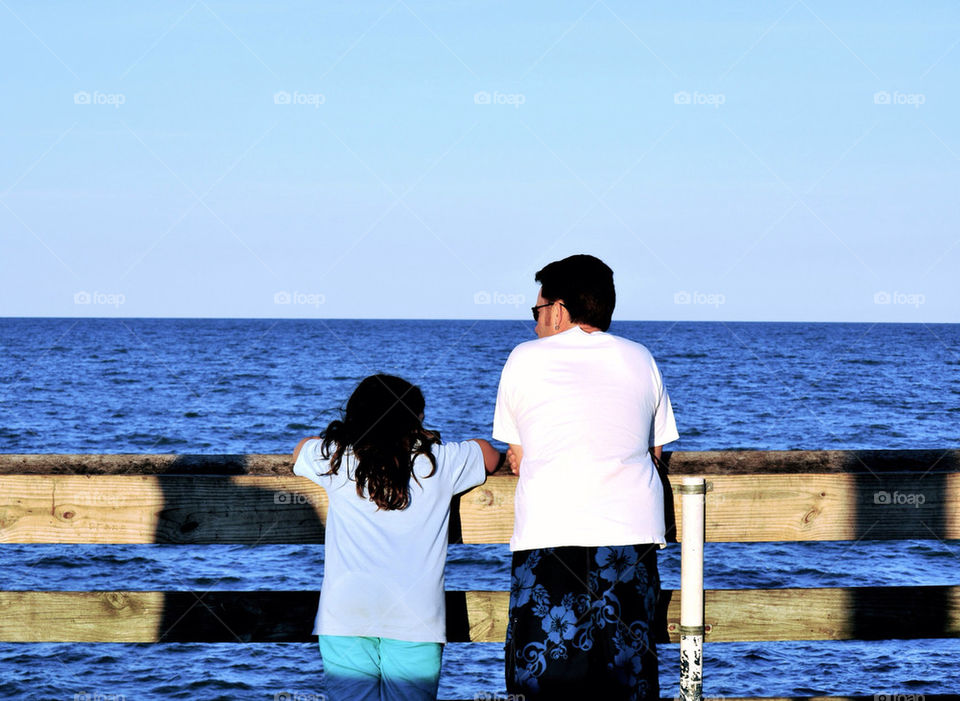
0, 475, 327, 544
3, 471, 957, 543
681, 472, 960, 542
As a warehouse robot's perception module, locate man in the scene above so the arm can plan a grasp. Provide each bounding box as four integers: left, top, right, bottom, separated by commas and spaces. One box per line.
493, 254, 679, 699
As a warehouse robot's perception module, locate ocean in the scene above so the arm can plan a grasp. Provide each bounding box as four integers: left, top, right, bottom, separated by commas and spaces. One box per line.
1, 318, 958, 699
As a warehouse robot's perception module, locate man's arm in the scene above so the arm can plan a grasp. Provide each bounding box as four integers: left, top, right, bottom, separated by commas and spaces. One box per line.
650, 444, 663, 469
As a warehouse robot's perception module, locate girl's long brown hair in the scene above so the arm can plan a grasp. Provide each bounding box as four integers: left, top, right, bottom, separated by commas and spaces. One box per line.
320, 374, 439, 511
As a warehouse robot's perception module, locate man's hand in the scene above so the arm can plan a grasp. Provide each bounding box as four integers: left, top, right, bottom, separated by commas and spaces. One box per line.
650, 445, 663, 471
506, 444, 523, 475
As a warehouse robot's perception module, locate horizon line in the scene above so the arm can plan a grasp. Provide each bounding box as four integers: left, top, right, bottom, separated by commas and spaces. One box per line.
1, 315, 957, 325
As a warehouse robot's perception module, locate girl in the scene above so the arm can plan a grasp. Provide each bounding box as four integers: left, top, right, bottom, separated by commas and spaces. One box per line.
292, 374, 502, 701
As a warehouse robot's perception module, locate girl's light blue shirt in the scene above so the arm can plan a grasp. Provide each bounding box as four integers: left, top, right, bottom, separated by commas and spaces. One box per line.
294, 439, 486, 642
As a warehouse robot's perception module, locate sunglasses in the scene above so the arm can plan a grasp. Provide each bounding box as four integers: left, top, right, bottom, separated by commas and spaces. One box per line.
531, 301, 566, 321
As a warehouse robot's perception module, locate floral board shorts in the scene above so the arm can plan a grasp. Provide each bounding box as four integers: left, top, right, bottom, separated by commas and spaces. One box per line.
505, 543, 660, 700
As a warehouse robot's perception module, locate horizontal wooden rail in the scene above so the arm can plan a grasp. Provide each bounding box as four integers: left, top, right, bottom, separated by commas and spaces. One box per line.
3, 450, 958, 475
2, 470, 958, 543
2, 586, 958, 643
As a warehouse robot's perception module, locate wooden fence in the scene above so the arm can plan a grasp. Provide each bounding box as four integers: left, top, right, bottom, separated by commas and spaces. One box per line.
1, 450, 959, 700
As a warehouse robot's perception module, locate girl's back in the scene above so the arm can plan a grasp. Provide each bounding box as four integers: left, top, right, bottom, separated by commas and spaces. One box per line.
292, 373, 500, 701
294, 437, 486, 642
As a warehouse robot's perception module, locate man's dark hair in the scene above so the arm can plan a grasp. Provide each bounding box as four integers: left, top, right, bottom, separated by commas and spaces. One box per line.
535, 254, 615, 331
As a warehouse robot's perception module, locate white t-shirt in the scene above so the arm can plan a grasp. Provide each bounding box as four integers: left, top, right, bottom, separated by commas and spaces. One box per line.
493, 326, 679, 551
293, 438, 486, 642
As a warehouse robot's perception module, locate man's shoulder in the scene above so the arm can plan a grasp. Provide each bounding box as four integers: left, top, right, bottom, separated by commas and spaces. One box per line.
605, 332, 654, 359
504, 336, 549, 363
507, 330, 655, 360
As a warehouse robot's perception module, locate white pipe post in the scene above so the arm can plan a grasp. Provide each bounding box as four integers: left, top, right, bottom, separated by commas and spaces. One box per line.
679, 476, 705, 701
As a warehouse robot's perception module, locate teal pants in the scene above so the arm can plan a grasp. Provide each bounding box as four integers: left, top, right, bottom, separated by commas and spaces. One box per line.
318, 635, 443, 701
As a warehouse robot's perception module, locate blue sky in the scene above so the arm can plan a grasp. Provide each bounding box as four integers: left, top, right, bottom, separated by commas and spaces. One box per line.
1, 1, 958, 321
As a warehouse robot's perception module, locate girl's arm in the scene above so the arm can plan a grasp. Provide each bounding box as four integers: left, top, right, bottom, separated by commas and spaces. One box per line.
469, 438, 505, 474
292, 436, 323, 464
